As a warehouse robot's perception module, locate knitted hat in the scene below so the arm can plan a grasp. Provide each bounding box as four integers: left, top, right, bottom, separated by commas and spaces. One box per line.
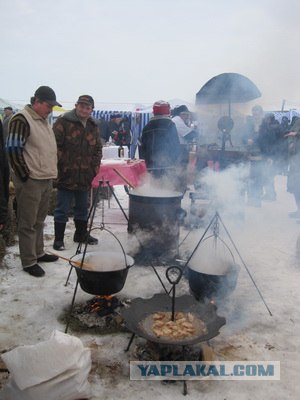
153, 100, 171, 115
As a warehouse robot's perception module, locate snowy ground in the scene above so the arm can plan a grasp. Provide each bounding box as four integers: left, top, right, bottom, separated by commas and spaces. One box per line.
0, 174, 299, 399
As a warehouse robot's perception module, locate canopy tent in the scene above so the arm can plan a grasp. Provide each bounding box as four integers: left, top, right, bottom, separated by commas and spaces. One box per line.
91, 98, 196, 158
91, 108, 151, 159
0, 98, 23, 111
272, 109, 300, 124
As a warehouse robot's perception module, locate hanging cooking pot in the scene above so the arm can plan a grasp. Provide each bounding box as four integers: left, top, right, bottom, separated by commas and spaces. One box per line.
70, 251, 134, 295
70, 228, 134, 295
186, 238, 240, 301
188, 263, 240, 301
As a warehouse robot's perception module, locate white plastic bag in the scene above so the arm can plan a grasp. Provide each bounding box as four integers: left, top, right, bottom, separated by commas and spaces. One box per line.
0, 330, 91, 400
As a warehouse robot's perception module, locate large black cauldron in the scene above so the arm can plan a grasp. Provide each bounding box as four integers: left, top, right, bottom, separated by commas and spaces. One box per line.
128, 190, 183, 261
70, 251, 134, 295
188, 263, 240, 301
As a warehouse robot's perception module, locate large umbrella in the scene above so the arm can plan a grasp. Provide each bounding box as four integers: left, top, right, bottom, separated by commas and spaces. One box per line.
195, 72, 261, 116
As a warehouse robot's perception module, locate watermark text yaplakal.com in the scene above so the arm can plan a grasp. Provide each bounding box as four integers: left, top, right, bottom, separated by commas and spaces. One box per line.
130, 361, 280, 380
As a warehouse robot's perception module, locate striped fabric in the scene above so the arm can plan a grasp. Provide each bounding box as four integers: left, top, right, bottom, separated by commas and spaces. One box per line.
273, 110, 300, 123
6, 114, 30, 181
92, 110, 132, 121
92, 110, 151, 158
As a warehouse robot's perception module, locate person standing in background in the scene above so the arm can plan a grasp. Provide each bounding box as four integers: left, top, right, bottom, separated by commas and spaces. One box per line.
0, 120, 9, 233
6, 86, 60, 277
108, 113, 123, 144
242, 105, 264, 207
258, 113, 281, 201
95, 118, 111, 144
2, 106, 14, 142
172, 105, 198, 191
52, 95, 102, 251
140, 100, 181, 188
285, 118, 300, 219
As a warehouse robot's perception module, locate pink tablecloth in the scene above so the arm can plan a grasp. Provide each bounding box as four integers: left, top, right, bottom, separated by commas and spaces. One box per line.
91, 159, 147, 188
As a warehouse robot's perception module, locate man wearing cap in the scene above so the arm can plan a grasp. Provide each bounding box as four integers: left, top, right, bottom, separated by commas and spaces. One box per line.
6, 86, 61, 277
2, 106, 14, 142
140, 100, 181, 188
172, 105, 197, 144
52, 95, 102, 251
108, 113, 123, 144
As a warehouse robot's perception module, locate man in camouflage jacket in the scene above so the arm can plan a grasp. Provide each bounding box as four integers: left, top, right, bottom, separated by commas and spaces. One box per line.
52, 95, 102, 250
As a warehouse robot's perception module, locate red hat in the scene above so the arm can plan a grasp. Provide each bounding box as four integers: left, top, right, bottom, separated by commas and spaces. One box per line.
152, 100, 171, 115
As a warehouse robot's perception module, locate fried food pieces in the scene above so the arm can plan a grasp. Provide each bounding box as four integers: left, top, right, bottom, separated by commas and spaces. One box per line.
151, 311, 207, 340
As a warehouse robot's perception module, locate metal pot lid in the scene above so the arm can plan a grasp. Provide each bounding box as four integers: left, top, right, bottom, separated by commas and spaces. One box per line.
122, 293, 226, 346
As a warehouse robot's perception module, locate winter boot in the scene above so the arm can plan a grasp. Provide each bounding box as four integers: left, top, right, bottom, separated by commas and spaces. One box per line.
73, 219, 98, 245
53, 222, 66, 251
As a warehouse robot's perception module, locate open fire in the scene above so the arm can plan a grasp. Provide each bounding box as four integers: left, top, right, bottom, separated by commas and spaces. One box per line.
66, 295, 128, 333
85, 295, 122, 317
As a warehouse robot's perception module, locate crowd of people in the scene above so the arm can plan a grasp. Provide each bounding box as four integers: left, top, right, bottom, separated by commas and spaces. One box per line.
1, 87, 300, 277
242, 105, 299, 207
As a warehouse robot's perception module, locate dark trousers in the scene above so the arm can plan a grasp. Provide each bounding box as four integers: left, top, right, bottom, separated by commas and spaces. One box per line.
54, 189, 88, 223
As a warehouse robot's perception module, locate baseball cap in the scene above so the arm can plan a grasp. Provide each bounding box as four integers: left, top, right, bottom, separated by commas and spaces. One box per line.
34, 86, 62, 107
77, 95, 94, 108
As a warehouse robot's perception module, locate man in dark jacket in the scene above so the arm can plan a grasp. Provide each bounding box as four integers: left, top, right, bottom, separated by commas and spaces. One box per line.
0, 120, 9, 232
52, 95, 102, 250
258, 113, 281, 201
108, 114, 131, 148
284, 118, 300, 218
140, 100, 181, 188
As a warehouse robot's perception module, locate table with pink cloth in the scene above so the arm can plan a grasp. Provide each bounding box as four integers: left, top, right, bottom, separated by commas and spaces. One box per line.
91, 159, 147, 188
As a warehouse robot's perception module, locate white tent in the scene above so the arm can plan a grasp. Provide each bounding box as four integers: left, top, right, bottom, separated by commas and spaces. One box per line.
0, 98, 23, 111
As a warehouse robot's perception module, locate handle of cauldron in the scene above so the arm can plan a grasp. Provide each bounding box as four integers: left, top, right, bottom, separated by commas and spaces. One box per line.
166, 266, 183, 321
99, 226, 130, 269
